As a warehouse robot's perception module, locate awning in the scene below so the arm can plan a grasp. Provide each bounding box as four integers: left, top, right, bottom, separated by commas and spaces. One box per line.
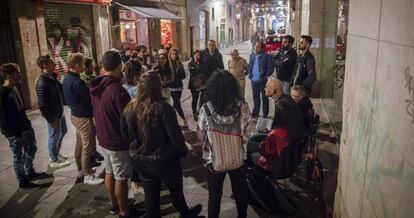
115, 2, 182, 20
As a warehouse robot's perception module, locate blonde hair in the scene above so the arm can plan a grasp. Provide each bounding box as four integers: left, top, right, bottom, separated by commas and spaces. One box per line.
168, 48, 183, 72
290, 85, 306, 97
67, 53, 84, 69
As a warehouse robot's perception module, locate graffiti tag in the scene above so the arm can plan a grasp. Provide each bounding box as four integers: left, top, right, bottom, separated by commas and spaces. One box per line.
404, 67, 414, 124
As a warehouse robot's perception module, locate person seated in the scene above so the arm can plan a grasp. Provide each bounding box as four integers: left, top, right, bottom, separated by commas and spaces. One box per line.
290, 85, 315, 135
247, 100, 301, 175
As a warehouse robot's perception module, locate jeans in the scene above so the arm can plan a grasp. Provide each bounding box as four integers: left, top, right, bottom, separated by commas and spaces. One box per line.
47, 116, 68, 162
132, 156, 191, 217
8, 128, 37, 182
171, 90, 185, 118
246, 133, 267, 170
251, 78, 269, 117
281, 80, 292, 95
190, 88, 201, 114
207, 165, 248, 218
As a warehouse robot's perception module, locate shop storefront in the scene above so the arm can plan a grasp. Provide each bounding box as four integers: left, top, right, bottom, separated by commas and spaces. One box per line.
115, 2, 181, 53
43, 0, 109, 80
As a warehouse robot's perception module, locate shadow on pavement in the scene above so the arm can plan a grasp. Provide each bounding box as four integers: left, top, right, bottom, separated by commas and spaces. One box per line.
0, 174, 55, 217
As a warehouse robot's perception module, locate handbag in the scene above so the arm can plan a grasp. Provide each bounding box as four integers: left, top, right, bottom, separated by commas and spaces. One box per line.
191, 74, 206, 91
204, 104, 245, 172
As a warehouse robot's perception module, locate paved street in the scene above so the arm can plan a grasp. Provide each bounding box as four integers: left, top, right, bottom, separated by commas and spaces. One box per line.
0, 41, 339, 218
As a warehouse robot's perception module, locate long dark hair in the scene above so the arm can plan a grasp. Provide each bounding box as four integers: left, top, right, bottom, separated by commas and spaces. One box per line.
123, 71, 165, 143
273, 100, 301, 142
204, 69, 241, 116
124, 58, 142, 86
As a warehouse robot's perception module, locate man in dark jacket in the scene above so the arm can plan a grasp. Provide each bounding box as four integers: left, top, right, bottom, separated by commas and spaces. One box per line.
200, 40, 224, 80
293, 35, 317, 95
63, 53, 103, 185
35, 55, 70, 168
274, 35, 297, 95
0, 63, 45, 190
248, 41, 274, 118
90, 50, 132, 217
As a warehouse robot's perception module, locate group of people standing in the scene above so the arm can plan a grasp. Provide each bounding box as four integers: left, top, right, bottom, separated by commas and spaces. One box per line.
0, 32, 317, 218
247, 34, 316, 120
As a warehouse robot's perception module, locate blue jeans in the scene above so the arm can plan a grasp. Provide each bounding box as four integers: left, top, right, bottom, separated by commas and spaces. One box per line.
8, 128, 37, 182
47, 116, 67, 162
251, 78, 269, 118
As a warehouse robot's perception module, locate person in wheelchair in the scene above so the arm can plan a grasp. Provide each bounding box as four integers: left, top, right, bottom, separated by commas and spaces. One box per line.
247, 100, 302, 176
290, 85, 315, 135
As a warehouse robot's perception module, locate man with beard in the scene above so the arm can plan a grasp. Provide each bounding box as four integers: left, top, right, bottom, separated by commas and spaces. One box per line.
292, 35, 316, 95
274, 35, 297, 95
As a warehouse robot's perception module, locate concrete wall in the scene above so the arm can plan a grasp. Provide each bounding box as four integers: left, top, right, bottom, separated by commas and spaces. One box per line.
300, 0, 337, 98
92, 5, 111, 61
8, 0, 48, 109
334, 0, 414, 217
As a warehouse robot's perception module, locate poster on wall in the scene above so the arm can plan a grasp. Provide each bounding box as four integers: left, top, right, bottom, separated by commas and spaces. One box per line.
161, 19, 172, 47
44, 3, 94, 80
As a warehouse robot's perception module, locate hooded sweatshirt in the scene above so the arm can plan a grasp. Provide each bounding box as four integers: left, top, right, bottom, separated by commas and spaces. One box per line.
90, 75, 131, 151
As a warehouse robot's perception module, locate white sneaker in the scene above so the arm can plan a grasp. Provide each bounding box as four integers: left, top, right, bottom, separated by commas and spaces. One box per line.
58, 154, 68, 161
84, 174, 104, 185
49, 160, 71, 168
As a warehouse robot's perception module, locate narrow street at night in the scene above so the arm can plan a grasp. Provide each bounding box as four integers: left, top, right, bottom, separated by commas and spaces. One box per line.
1, 0, 413, 218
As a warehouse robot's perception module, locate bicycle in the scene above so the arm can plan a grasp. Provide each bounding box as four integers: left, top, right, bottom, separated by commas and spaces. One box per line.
334, 60, 345, 88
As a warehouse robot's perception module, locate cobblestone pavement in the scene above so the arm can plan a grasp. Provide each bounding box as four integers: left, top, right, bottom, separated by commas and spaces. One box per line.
0, 41, 339, 218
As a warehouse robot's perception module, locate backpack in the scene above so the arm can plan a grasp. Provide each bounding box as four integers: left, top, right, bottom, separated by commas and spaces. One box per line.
204, 104, 245, 172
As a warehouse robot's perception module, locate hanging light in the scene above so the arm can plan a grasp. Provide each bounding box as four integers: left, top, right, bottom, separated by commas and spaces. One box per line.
125, 23, 131, 29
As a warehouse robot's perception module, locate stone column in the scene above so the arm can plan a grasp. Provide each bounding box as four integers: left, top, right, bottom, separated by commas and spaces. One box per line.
8, 0, 48, 109
93, 5, 110, 61
300, 0, 338, 98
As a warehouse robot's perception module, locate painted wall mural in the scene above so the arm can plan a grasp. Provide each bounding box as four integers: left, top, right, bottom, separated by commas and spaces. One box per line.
160, 19, 172, 47
44, 3, 94, 80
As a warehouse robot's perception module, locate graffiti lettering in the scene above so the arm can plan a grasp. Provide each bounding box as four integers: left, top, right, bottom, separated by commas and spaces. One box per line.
404, 67, 414, 124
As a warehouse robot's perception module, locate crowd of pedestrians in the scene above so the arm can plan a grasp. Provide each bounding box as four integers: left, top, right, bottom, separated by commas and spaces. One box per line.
0, 32, 317, 217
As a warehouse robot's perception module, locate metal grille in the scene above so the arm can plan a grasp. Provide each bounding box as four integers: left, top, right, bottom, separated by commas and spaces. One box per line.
44, 2, 96, 80
0, 0, 17, 64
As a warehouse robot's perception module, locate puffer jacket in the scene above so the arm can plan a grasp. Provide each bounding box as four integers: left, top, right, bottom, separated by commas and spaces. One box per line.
35, 74, 65, 123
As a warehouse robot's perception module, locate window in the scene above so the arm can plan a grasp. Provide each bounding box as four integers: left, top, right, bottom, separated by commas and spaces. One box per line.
212, 7, 215, 21
120, 22, 137, 43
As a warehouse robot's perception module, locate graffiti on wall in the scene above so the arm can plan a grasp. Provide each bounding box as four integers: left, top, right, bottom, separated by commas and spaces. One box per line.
45, 7, 92, 80
404, 67, 414, 124
160, 19, 172, 47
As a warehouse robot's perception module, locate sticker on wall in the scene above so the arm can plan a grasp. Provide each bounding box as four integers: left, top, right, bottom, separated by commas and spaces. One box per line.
325, 37, 335, 48
310, 38, 320, 48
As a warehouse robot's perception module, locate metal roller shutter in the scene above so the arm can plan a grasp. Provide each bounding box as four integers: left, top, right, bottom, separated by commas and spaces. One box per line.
0, 0, 16, 64
44, 2, 96, 80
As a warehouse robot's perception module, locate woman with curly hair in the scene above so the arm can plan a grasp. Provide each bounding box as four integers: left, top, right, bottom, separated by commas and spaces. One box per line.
197, 70, 250, 218
121, 71, 202, 218
168, 48, 188, 127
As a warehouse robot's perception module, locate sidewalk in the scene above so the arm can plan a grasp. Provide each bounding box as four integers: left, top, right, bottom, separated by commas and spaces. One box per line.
0, 41, 340, 218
